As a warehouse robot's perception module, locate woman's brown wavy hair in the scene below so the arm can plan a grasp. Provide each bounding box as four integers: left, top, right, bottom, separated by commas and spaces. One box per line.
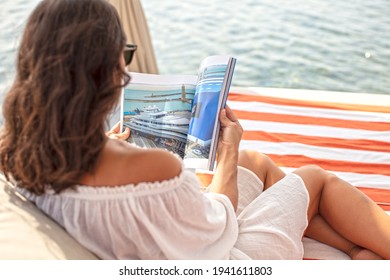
0, 0, 130, 194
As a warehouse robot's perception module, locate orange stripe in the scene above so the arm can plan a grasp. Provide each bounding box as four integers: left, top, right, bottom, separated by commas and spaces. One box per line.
234, 110, 390, 131
229, 92, 390, 114
357, 187, 390, 211
242, 131, 390, 153
267, 154, 390, 176
196, 173, 213, 188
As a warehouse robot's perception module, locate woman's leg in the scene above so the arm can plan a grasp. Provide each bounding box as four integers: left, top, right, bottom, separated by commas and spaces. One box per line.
238, 150, 285, 189
305, 214, 382, 259
294, 165, 390, 259
238, 150, 388, 259
305, 214, 355, 253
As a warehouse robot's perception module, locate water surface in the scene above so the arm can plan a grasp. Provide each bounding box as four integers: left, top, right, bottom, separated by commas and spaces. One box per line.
1, 0, 389, 97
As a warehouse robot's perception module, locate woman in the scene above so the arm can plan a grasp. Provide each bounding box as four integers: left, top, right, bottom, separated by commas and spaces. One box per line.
1, 0, 389, 260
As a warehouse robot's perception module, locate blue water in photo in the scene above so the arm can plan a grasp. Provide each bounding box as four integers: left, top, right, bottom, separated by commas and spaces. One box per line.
188, 64, 227, 142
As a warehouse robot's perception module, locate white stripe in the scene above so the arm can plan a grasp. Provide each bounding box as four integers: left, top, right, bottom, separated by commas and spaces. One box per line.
239, 86, 390, 106
228, 100, 390, 123
280, 167, 390, 190
239, 119, 390, 142
239, 140, 390, 164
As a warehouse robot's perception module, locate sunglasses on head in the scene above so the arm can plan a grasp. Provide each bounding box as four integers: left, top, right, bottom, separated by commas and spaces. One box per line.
124, 44, 137, 66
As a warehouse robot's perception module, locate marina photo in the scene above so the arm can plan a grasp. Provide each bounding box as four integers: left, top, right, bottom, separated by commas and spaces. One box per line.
123, 83, 195, 157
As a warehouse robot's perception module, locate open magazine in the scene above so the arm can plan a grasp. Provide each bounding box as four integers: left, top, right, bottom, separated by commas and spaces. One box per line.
120, 55, 236, 171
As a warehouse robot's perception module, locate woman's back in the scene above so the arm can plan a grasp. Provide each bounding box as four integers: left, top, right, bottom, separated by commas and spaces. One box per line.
18, 155, 238, 260
79, 139, 182, 187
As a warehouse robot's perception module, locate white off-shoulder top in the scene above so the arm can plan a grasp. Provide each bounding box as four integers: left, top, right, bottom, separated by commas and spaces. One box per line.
18, 167, 309, 260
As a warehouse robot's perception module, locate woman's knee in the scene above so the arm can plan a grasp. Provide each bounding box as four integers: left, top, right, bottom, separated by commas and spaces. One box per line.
237, 150, 269, 181
296, 164, 326, 174
293, 165, 329, 218
293, 164, 334, 196
294, 165, 327, 184
238, 150, 285, 188
238, 150, 271, 169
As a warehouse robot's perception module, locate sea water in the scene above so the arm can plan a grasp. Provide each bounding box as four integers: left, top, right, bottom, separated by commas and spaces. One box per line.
1, 0, 389, 100
143, 0, 390, 95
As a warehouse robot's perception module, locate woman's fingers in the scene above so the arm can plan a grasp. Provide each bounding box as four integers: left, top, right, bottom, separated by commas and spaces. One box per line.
224, 105, 239, 122
220, 105, 240, 126
109, 121, 121, 133
106, 122, 130, 140
112, 127, 130, 140
218, 105, 243, 149
107, 128, 130, 140
219, 108, 230, 126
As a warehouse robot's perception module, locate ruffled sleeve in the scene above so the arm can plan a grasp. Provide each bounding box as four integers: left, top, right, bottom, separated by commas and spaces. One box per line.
19, 169, 239, 260
121, 170, 239, 259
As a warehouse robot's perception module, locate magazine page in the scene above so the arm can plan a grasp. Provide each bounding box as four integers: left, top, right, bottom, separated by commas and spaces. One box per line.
183, 55, 236, 171
121, 72, 197, 158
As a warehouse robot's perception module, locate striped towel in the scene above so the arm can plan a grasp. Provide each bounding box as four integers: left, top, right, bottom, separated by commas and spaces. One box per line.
197, 88, 390, 260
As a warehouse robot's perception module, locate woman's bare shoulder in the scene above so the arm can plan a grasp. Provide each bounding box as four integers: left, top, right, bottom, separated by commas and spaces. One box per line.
82, 139, 182, 187
124, 146, 182, 183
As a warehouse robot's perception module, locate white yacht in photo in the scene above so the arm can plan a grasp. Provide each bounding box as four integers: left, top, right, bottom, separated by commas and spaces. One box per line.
124, 105, 191, 156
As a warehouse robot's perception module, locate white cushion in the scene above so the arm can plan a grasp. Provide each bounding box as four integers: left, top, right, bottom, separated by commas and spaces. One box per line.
0, 176, 98, 260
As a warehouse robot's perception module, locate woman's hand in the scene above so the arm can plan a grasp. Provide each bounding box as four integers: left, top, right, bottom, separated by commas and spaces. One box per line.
208, 105, 242, 211
105, 122, 130, 140
218, 105, 243, 153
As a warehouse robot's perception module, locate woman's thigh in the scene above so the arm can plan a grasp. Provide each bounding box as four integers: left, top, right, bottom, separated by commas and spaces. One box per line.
238, 150, 285, 190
